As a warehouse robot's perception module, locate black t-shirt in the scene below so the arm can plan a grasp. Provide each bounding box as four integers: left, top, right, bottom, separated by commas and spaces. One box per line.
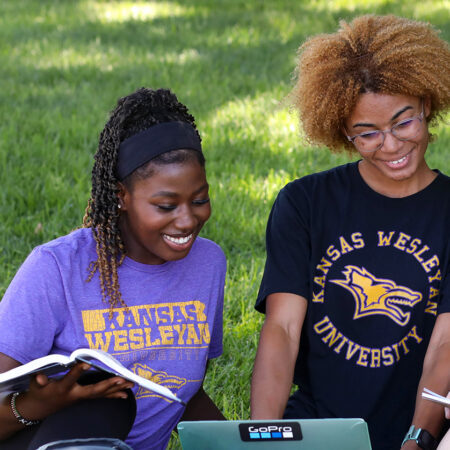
256, 162, 450, 450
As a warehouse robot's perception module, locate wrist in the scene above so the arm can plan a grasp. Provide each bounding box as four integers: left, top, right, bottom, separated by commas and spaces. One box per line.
10, 392, 41, 426
402, 425, 438, 450
402, 440, 421, 450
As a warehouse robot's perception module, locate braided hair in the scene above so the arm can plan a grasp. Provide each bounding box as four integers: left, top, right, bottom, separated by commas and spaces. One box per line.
83, 88, 204, 310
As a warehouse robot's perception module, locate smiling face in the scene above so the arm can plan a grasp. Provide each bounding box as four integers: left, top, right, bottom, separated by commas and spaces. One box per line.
118, 160, 211, 265
344, 93, 435, 197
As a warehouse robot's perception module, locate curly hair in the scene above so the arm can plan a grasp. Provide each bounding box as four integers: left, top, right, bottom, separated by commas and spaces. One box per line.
290, 15, 450, 152
82, 87, 204, 311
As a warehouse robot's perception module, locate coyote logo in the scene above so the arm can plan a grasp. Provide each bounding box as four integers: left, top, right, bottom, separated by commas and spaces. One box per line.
330, 266, 422, 326
132, 363, 186, 399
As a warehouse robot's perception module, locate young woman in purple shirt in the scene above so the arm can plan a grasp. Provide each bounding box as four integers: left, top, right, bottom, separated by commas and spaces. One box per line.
0, 87, 226, 450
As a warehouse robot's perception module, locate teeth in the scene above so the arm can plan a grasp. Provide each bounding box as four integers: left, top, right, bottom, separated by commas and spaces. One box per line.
389, 156, 406, 165
164, 234, 192, 244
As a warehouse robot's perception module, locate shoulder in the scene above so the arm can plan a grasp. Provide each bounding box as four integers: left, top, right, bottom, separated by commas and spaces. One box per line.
28, 228, 96, 266
282, 162, 356, 196
192, 236, 226, 260
1, 230, 95, 310
434, 170, 450, 190
37, 227, 94, 253
189, 237, 226, 267
273, 162, 357, 214
419, 171, 450, 210
172, 237, 226, 285
433, 172, 450, 218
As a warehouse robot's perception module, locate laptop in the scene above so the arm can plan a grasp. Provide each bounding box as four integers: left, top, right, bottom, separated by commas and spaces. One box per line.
178, 418, 372, 450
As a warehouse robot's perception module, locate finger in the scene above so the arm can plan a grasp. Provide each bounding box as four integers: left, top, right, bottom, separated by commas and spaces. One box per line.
29, 372, 51, 390
101, 381, 134, 397
103, 391, 130, 400
59, 363, 91, 389
445, 407, 450, 419
95, 377, 134, 391
35, 373, 51, 386
78, 377, 133, 398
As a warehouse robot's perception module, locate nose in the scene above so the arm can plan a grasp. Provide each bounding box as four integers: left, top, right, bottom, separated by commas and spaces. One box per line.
380, 130, 403, 153
174, 205, 197, 231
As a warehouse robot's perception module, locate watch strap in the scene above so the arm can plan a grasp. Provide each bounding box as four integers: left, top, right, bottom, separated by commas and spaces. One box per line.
418, 428, 438, 450
402, 425, 438, 450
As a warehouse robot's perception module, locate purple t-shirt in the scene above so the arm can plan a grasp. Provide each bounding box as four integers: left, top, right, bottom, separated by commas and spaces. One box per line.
0, 228, 226, 450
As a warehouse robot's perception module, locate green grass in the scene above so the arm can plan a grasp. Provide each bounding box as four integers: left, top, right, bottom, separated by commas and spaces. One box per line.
0, 1, 449, 448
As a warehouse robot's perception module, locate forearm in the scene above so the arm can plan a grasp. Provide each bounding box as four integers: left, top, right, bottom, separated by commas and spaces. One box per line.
412, 368, 448, 435
251, 321, 299, 419
0, 391, 43, 440
180, 386, 225, 422
0, 363, 134, 441
401, 341, 450, 449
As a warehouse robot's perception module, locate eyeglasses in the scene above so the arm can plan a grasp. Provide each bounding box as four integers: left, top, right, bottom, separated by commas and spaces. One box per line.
346, 104, 425, 153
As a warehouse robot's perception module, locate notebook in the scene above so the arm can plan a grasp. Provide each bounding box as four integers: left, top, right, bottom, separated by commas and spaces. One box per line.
178, 418, 372, 450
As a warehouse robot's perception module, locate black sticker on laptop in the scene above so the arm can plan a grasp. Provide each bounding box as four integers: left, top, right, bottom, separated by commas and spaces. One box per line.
239, 422, 303, 442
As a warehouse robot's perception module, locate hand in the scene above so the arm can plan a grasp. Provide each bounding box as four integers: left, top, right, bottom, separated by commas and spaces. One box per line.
401, 441, 420, 450
17, 363, 134, 420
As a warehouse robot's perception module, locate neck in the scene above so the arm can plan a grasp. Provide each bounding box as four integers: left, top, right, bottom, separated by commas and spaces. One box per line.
358, 160, 437, 198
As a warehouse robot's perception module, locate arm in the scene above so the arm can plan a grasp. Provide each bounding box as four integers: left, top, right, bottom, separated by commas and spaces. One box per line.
175, 363, 225, 434
401, 313, 450, 450
179, 359, 225, 422
250, 292, 307, 419
180, 385, 225, 422
0, 352, 134, 441
0, 353, 24, 439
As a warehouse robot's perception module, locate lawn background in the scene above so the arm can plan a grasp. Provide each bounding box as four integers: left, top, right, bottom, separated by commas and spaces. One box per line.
0, 1, 449, 448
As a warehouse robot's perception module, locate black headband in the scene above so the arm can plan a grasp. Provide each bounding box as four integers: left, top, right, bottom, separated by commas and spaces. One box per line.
116, 121, 202, 180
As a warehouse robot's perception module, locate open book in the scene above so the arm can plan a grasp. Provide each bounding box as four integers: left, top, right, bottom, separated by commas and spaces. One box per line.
0, 348, 185, 405
422, 388, 450, 408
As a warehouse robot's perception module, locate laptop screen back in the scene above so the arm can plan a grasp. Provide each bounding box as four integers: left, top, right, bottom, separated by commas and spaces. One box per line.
178, 418, 372, 450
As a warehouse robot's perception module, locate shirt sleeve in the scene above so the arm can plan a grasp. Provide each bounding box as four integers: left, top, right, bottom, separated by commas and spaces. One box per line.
255, 182, 312, 313
207, 249, 226, 359
0, 246, 65, 364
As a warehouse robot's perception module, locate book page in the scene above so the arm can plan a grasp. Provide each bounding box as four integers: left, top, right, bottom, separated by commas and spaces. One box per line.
0, 348, 185, 404
0, 354, 72, 394
72, 348, 185, 404
0, 353, 70, 383
422, 388, 450, 408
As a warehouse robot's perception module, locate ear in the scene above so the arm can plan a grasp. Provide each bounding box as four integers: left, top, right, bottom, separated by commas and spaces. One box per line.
423, 96, 431, 119
117, 182, 129, 211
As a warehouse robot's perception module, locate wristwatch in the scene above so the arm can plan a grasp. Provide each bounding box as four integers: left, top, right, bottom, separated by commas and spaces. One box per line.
402, 425, 438, 450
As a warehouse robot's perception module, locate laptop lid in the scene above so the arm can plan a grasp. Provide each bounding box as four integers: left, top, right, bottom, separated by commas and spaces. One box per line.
178, 419, 372, 450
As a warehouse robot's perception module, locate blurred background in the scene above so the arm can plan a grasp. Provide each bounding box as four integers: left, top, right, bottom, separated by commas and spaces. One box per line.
0, 1, 448, 447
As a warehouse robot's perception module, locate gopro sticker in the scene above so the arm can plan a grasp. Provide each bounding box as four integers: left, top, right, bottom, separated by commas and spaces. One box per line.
239, 422, 302, 442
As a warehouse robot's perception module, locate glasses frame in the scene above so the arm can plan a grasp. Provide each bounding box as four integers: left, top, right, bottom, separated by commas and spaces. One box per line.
345, 101, 425, 153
